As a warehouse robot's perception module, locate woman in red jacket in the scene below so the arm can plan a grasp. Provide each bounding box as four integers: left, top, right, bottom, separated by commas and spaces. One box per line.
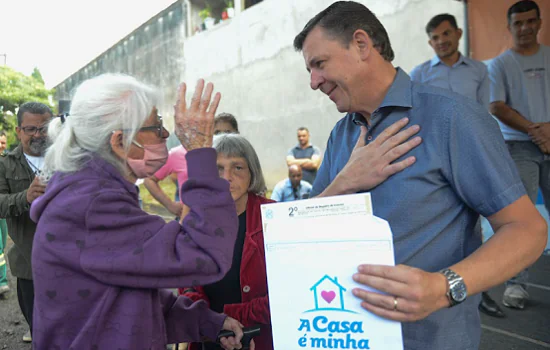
179, 133, 274, 350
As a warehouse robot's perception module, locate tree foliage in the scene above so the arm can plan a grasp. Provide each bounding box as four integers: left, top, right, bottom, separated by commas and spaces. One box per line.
31, 67, 45, 85
0, 66, 55, 150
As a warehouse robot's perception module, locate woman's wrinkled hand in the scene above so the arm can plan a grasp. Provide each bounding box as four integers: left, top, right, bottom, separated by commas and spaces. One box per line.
174, 79, 221, 151
219, 317, 245, 350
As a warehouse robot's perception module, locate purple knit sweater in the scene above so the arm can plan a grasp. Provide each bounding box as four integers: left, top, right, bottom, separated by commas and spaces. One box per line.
30, 148, 238, 350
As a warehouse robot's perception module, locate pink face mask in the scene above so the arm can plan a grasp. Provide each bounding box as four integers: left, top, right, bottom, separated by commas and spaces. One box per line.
127, 142, 169, 178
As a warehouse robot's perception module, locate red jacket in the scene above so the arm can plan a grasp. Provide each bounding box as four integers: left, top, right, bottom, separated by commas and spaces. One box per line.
179, 193, 274, 350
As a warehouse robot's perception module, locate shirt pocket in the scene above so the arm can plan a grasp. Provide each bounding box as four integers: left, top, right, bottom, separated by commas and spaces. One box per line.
5, 169, 31, 193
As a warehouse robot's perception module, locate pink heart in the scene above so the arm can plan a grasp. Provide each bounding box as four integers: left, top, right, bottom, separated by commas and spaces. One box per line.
321, 290, 336, 304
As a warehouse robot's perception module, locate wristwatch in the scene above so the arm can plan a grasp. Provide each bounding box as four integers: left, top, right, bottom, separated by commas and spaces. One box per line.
439, 268, 468, 307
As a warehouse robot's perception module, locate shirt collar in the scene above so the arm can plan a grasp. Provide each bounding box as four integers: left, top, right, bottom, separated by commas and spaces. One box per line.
430, 55, 442, 67
285, 178, 300, 189
351, 68, 412, 124
430, 52, 468, 67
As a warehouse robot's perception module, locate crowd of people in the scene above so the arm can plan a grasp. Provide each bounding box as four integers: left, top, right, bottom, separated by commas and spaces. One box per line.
0, 1, 547, 349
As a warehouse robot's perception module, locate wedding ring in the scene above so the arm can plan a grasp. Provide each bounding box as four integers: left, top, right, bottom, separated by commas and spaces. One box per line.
393, 296, 398, 311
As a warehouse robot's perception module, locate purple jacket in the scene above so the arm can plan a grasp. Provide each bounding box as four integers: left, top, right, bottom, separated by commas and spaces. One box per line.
30, 148, 238, 350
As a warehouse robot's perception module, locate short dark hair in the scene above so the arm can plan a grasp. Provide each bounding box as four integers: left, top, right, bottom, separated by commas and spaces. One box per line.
508, 0, 540, 23
293, 1, 394, 62
214, 113, 239, 133
426, 14, 458, 35
17, 102, 53, 126
0, 130, 6, 137
297, 127, 309, 133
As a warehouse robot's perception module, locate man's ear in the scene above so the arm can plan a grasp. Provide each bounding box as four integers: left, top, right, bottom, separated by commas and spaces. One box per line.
15, 127, 22, 141
110, 131, 126, 161
457, 28, 463, 41
352, 29, 373, 60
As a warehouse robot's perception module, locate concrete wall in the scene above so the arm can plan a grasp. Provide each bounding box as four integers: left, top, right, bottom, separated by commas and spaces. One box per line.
183, 0, 465, 188
54, 0, 187, 127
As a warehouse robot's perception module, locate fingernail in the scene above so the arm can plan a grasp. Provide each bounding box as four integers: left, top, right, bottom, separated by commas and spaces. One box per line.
352, 273, 360, 281
401, 117, 409, 123
352, 288, 360, 296
412, 125, 420, 131
357, 265, 366, 272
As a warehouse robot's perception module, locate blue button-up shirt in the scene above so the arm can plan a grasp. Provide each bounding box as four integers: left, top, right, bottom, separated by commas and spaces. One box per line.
311, 68, 525, 350
270, 178, 312, 202
410, 53, 490, 110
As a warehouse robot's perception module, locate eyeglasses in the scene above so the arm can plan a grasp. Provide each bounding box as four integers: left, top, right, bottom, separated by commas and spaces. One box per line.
20, 125, 48, 136
138, 114, 164, 138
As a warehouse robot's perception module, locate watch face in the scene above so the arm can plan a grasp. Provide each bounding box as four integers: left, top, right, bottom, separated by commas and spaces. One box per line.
451, 284, 468, 302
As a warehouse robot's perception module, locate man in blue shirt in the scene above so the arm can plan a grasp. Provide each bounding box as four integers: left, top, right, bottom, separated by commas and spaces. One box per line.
488, 0, 550, 310
411, 14, 502, 318
293, 1, 547, 349
410, 14, 489, 110
271, 164, 313, 202
286, 127, 322, 185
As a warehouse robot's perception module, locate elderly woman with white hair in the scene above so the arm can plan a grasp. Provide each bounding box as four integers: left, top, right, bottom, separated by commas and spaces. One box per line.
29, 74, 249, 350
180, 134, 274, 350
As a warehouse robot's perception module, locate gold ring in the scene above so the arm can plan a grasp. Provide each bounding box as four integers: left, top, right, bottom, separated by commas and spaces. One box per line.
393, 296, 398, 311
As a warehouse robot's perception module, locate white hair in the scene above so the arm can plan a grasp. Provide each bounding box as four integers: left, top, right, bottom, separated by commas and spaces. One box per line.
42, 73, 161, 181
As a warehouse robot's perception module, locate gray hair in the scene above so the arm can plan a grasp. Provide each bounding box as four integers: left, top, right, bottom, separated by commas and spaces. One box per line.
17, 102, 53, 126
213, 134, 266, 196
42, 73, 161, 181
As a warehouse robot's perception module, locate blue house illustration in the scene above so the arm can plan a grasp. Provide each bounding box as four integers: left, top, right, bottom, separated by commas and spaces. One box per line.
306, 275, 356, 314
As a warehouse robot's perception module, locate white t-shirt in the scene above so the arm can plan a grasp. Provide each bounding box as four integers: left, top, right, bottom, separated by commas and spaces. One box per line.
24, 154, 45, 174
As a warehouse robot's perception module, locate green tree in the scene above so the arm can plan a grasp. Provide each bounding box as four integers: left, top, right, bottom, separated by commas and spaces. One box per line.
31, 67, 45, 85
0, 66, 55, 150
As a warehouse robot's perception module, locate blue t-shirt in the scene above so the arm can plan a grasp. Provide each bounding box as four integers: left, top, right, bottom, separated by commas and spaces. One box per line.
270, 178, 312, 202
488, 45, 550, 141
410, 53, 490, 110
287, 145, 321, 185
311, 68, 525, 350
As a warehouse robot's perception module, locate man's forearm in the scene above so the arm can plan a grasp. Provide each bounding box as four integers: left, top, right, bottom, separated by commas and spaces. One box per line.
287, 158, 308, 166
143, 179, 176, 210
449, 198, 547, 296
490, 103, 533, 134
301, 160, 320, 170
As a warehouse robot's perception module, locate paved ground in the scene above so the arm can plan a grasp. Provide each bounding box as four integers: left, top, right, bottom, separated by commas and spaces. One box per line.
479, 254, 550, 350
0, 239, 32, 350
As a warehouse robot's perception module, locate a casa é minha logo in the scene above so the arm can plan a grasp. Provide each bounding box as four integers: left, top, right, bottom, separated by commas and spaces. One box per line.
297, 275, 371, 349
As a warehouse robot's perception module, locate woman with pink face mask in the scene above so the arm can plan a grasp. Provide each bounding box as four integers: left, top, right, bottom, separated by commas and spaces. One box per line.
29, 74, 252, 350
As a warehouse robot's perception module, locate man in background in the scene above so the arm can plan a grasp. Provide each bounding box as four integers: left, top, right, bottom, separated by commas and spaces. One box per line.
488, 0, 549, 310
410, 13, 489, 109
0, 131, 7, 154
271, 164, 312, 202
411, 14, 503, 317
0, 102, 52, 343
286, 127, 321, 186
